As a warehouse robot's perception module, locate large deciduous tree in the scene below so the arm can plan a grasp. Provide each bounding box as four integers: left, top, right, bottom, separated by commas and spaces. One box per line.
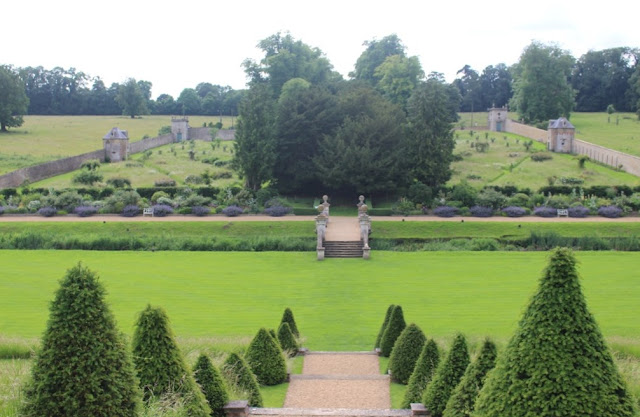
404, 76, 461, 187
0, 65, 29, 132
116, 78, 149, 118
233, 84, 277, 190
474, 248, 638, 417
510, 41, 576, 124
453, 65, 481, 113
351, 34, 406, 84
478, 63, 513, 109
374, 55, 424, 108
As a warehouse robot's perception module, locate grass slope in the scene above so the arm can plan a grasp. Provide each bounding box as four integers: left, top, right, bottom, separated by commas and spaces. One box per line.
571, 112, 640, 157
0, 251, 638, 350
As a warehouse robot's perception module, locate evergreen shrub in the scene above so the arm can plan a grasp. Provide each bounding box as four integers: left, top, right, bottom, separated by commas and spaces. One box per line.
193, 354, 229, 417
388, 323, 426, 384
277, 322, 298, 356
402, 339, 440, 408
222, 353, 263, 407
280, 308, 299, 337
375, 305, 395, 349
245, 328, 287, 385
380, 305, 407, 357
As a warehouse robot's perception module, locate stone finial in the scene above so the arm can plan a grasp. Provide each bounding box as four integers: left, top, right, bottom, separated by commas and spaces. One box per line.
410, 403, 430, 417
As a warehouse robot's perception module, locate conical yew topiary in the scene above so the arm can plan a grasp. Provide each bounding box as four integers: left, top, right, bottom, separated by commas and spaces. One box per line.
277, 322, 298, 356
132, 305, 210, 417
389, 323, 426, 384
474, 248, 638, 417
280, 308, 299, 337
375, 304, 395, 348
442, 338, 497, 417
380, 305, 406, 357
245, 328, 288, 385
422, 334, 470, 417
223, 352, 263, 407
401, 338, 440, 408
21, 263, 140, 417
194, 354, 229, 417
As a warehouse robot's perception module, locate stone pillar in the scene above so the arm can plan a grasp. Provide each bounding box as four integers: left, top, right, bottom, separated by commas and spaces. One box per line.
171, 116, 190, 142
224, 400, 249, 417
316, 213, 328, 261
410, 403, 430, 417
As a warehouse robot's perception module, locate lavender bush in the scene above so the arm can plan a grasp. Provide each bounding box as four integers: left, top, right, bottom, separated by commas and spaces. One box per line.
568, 205, 590, 218
38, 207, 57, 217
598, 205, 623, 218
433, 206, 459, 217
470, 206, 493, 217
502, 206, 527, 217
74, 206, 98, 217
222, 205, 243, 217
0, 206, 4, 215
264, 205, 291, 217
534, 206, 557, 218
151, 204, 173, 217
122, 205, 140, 217
192, 206, 211, 217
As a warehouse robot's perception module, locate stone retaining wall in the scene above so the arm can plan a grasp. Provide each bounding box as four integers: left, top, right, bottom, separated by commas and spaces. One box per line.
188, 127, 213, 141
505, 119, 547, 143
129, 134, 174, 154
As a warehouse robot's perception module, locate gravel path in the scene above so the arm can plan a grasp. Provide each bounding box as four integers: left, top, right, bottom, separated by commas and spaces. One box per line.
324, 217, 361, 241
284, 353, 390, 409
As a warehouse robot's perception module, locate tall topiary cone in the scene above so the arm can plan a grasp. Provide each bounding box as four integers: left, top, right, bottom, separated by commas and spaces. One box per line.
389, 323, 426, 384
474, 248, 638, 417
245, 327, 288, 385
442, 338, 497, 417
132, 305, 210, 417
380, 305, 406, 357
422, 334, 470, 417
194, 354, 229, 417
402, 338, 440, 408
375, 304, 395, 348
223, 352, 263, 407
278, 322, 298, 356
280, 308, 299, 337
21, 263, 140, 417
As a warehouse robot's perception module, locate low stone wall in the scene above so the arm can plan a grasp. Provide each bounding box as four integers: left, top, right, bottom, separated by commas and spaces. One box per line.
129, 134, 174, 154
505, 119, 547, 143
574, 139, 640, 176
188, 127, 212, 141
0, 149, 105, 188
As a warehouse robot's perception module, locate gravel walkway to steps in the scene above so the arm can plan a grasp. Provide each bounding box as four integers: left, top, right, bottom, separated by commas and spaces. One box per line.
283, 352, 390, 409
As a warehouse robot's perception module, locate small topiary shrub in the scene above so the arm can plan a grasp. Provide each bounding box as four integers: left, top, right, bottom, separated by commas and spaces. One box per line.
222, 205, 243, 217
380, 305, 407, 357
442, 338, 497, 417
388, 323, 426, 384
106, 177, 131, 188
402, 339, 440, 408
132, 305, 210, 416
501, 206, 527, 217
245, 328, 287, 385
192, 206, 210, 216
193, 354, 229, 417
530, 153, 553, 162
151, 204, 173, 217
37, 207, 57, 217
474, 248, 637, 417
21, 263, 140, 417
74, 205, 98, 217
433, 206, 459, 218
122, 205, 140, 217
277, 322, 298, 356
422, 334, 470, 417
280, 307, 299, 337
534, 206, 556, 218
154, 179, 177, 187
469, 206, 493, 217
264, 205, 292, 217
568, 205, 590, 218
375, 305, 395, 349
222, 353, 263, 407
598, 205, 623, 218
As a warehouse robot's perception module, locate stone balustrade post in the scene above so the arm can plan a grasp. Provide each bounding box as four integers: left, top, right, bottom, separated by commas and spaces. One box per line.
316, 213, 328, 261
224, 400, 249, 417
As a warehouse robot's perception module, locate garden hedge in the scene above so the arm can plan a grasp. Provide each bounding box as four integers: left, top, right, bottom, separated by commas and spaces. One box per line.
380, 305, 407, 357
402, 339, 440, 408
388, 323, 426, 384
245, 328, 288, 386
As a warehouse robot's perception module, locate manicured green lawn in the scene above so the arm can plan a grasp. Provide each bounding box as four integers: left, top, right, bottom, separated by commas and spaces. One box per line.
1, 251, 638, 351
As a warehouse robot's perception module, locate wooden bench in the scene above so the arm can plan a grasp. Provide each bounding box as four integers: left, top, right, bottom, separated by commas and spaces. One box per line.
557, 209, 568, 217
143, 207, 154, 217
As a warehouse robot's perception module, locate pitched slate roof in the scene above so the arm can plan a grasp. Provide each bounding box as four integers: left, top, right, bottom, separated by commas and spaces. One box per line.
103, 127, 129, 139
548, 117, 574, 129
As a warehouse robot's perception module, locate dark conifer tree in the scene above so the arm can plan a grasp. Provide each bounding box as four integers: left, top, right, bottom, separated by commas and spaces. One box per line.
223, 353, 263, 407
375, 304, 395, 349
193, 354, 229, 417
280, 308, 299, 337
380, 305, 406, 357
389, 323, 427, 384
245, 328, 287, 385
277, 322, 298, 356
402, 339, 441, 408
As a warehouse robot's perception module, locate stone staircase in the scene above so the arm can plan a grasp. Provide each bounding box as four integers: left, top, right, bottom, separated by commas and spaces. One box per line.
324, 241, 363, 258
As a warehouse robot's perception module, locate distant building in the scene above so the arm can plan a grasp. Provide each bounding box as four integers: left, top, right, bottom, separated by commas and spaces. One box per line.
103, 127, 129, 162
171, 117, 189, 142
547, 117, 575, 153
488, 107, 508, 132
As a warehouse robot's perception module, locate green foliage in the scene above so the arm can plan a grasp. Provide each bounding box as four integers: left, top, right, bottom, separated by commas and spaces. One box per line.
222, 353, 263, 407
0, 65, 29, 132
244, 328, 287, 386
21, 263, 140, 417
451, 181, 477, 207
158, 125, 172, 135
277, 322, 298, 356
72, 169, 104, 186
402, 339, 440, 408
116, 78, 149, 118
475, 188, 507, 210
374, 55, 424, 108
380, 305, 407, 357
375, 305, 395, 349
408, 182, 433, 205
280, 307, 299, 337
389, 323, 426, 384
193, 354, 229, 417
132, 305, 210, 416
352, 34, 406, 84
422, 334, 470, 417
442, 339, 497, 417
474, 248, 638, 417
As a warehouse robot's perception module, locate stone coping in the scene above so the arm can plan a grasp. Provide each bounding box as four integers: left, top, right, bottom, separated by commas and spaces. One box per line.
290, 374, 390, 381
306, 351, 377, 355
251, 408, 412, 417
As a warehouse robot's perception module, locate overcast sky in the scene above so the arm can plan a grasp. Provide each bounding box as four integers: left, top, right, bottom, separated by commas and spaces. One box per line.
3, 0, 638, 99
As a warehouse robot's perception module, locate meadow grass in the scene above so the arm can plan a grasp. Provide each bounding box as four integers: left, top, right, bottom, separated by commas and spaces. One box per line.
0, 115, 235, 174
571, 112, 640, 157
